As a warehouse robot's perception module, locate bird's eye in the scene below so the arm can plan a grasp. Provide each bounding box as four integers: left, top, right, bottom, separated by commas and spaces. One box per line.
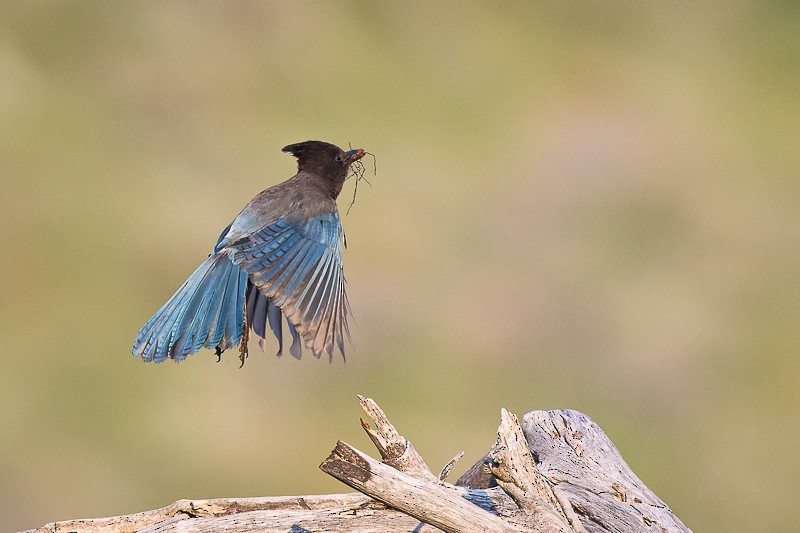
335, 154, 343, 163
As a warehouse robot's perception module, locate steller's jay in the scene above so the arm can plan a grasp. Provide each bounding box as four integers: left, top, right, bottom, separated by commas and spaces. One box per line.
132, 140, 365, 365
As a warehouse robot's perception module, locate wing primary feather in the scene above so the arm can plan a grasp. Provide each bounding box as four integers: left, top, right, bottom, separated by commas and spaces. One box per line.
299, 250, 335, 329
295, 248, 333, 320
251, 287, 268, 340
268, 240, 316, 305
246, 282, 257, 324
276, 240, 320, 302
287, 321, 302, 359
267, 299, 283, 357
327, 266, 345, 361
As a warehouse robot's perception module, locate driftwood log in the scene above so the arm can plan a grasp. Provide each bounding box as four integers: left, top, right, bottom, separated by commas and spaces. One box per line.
25, 396, 690, 532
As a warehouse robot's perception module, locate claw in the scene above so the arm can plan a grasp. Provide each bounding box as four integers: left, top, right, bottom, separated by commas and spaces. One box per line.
238, 345, 248, 368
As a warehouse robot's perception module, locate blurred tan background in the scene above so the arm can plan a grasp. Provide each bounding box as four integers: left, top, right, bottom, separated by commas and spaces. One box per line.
1, 2, 798, 531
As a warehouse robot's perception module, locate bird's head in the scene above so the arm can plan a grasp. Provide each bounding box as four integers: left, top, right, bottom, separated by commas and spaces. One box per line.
282, 141, 365, 192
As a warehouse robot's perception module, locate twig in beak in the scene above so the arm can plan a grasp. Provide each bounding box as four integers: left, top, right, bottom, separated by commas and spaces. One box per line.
346, 149, 376, 215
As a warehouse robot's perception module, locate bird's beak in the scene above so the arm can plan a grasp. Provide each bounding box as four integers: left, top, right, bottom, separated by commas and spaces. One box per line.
345, 149, 365, 162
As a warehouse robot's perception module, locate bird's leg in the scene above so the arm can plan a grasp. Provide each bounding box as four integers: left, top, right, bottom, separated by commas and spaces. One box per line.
238, 333, 249, 367
239, 300, 249, 368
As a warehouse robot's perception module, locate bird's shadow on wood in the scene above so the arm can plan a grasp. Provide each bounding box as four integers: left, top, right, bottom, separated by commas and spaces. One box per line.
409, 488, 500, 532
462, 487, 499, 512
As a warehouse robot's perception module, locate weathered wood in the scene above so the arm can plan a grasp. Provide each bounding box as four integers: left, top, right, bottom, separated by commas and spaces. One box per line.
321, 399, 587, 532
321, 439, 521, 533
487, 409, 581, 532
23, 399, 692, 533
520, 409, 691, 532
453, 411, 691, 533
27, 494, 371, 533
438, 450, 464, 482
357, 394, 439, 483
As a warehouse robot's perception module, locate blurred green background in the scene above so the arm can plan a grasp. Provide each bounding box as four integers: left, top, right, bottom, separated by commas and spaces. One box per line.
1, 1, 798, 532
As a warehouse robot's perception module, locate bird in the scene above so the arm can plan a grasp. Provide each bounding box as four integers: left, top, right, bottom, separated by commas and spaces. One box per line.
132, 140, 366, 365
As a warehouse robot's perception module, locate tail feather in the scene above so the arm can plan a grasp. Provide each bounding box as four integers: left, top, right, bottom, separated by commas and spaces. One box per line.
210, 261, 244, 350
175, 255, 247, 358
171, 257, 231, 356
138, 265, 204, 359
132, 254, 247, 362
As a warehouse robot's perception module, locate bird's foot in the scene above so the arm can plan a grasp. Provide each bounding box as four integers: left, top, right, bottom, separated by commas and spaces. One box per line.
238, 342, 248, 368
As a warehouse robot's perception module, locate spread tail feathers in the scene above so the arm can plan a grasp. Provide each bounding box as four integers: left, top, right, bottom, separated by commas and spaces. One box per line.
132, 253, 248, 362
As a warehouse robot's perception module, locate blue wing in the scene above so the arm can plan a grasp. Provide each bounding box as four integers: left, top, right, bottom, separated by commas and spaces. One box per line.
132, 213, 348, 363
230, 213, 350, 361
